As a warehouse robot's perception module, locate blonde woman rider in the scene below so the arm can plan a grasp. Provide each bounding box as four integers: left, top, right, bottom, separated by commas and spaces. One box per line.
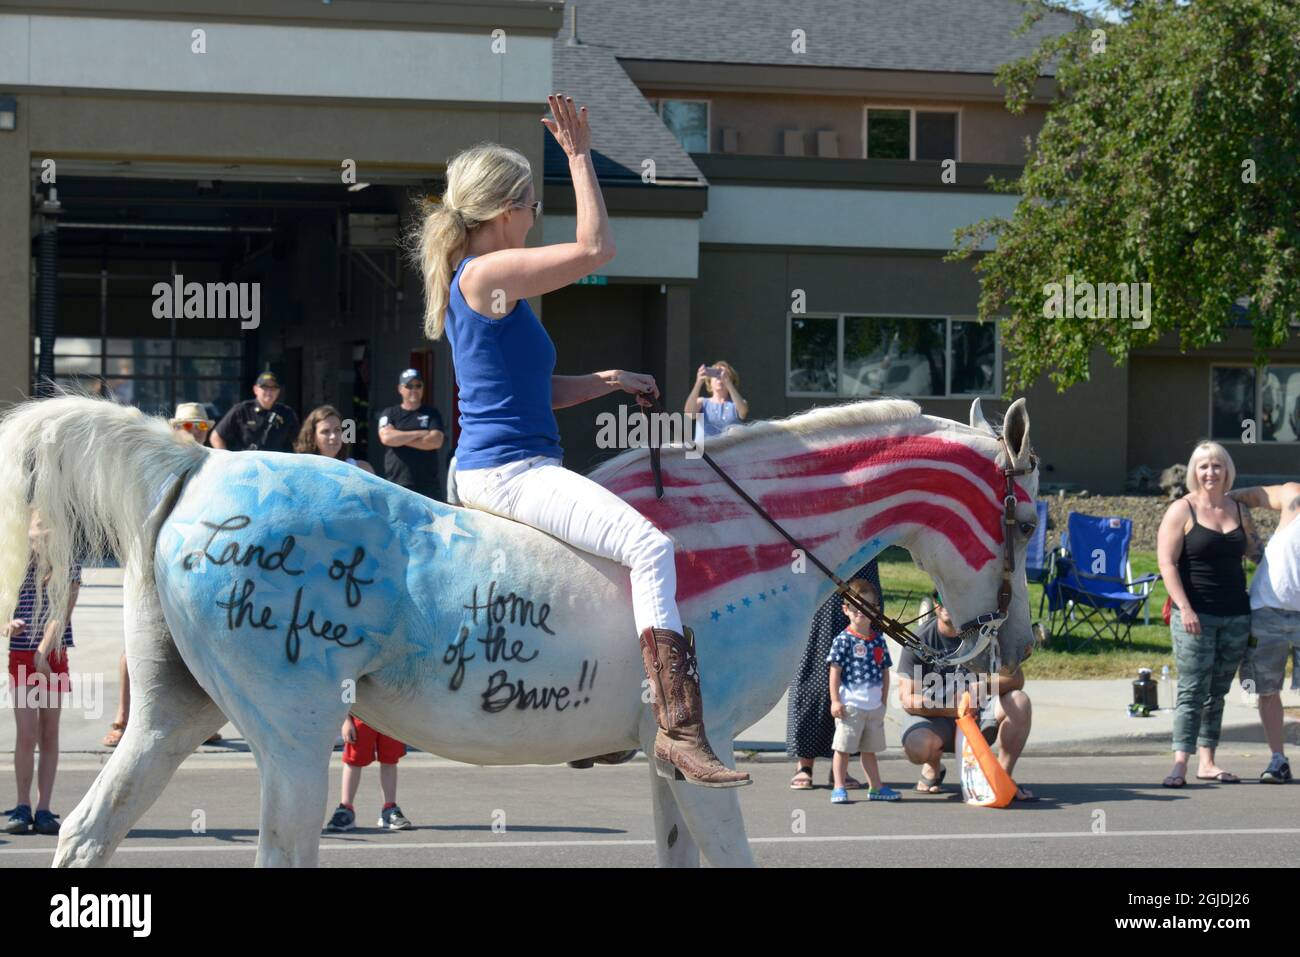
412, 94, 748, 788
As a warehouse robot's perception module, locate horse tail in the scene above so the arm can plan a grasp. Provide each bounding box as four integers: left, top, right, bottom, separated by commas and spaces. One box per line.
0, 394, 208, 648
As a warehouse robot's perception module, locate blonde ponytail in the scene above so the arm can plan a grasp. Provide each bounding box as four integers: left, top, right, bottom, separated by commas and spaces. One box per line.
411, 143, 533, 341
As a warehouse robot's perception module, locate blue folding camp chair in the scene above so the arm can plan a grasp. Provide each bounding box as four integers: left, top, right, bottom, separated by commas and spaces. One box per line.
1024, 501, 1053, 617
1044, 512, 1159, 649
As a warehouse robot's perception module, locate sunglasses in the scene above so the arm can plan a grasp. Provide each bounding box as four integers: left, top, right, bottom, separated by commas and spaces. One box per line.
173, 420, 211, 433
512, 200, 542, 218
402, 382, 424, 390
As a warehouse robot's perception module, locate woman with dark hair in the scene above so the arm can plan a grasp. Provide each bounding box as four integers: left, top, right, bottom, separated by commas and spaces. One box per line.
295, 405, 374, 474
787, 561, 882, 789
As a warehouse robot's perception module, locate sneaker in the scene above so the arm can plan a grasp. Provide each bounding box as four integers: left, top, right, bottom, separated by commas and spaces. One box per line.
324, 804, 355, 832
830, 787, 849, 805
3, 805, 33, 834
868, 786, 902, 802
1261, 756, 1292, 784
33, 809, 60, 835
378, 805, 411, 830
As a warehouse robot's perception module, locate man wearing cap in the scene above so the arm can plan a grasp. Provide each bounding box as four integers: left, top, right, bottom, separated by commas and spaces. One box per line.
210, 372, 300, 452
378, 369, 445, 501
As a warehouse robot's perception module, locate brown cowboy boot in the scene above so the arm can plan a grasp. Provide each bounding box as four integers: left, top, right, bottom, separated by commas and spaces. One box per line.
640, 626, 750, 788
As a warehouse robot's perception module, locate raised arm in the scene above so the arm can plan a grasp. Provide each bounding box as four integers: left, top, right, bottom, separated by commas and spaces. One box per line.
684, 365, 707, 415
720, 371, 749, 419
460, 95, 615, 310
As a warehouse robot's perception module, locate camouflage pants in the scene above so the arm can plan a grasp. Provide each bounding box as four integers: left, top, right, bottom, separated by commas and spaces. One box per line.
1169, 608, 1251, 753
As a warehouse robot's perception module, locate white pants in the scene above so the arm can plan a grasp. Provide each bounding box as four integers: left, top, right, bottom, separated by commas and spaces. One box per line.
453, 455, 683, 634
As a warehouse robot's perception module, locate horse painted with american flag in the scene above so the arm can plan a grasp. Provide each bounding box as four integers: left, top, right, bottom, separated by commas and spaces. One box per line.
0, 393, 1037, 868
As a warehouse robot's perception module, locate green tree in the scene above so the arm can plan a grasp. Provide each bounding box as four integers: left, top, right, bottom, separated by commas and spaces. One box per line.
949, 0, 1299, 393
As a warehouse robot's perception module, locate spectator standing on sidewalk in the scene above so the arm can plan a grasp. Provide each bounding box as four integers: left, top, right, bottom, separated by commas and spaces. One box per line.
210, 372, 299, 452
1230, 480, 1300, 783
377, 369, 445, 500
4, 511, 80, 836
683, 360, 748, 443
787, 561, 882, 790
295, 404, 375, 474
1157, 441, 1261, 788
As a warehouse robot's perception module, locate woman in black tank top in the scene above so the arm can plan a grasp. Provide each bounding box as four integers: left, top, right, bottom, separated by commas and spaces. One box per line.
1156, 442, 1259, 788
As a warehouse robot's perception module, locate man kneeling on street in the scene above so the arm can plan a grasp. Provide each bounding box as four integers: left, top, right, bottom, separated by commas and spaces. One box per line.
898, 594, 1037, 800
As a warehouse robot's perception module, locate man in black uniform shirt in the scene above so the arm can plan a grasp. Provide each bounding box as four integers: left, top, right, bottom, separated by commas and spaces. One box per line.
378, 368, 445, 500
210, 371, 300, 452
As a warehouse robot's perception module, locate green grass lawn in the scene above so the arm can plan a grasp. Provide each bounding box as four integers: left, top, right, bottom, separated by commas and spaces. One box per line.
875, 547, 1177, 679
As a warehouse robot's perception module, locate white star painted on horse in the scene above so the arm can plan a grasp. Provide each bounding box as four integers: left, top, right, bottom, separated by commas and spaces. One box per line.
316, 465, 377, 509
416, 511, 473, 549
231, 458, 293, 507
360, 618, 430, 665
167, 518, 214, 573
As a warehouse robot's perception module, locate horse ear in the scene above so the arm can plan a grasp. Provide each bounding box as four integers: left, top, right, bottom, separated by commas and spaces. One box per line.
1001, 398, 1032, 469
969, 398, 995, 435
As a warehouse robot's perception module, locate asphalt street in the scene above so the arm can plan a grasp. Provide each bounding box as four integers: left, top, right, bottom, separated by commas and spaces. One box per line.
2, 748, 1295, 867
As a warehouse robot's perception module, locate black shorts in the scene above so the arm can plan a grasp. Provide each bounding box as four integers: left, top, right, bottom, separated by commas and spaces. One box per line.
900, 713, 998, 754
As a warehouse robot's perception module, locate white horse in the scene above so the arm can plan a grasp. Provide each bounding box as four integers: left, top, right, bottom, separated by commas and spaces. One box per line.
0, 393, 1037, 867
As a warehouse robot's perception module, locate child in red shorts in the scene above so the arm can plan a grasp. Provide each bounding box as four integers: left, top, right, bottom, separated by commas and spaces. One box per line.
5, 510, 81, 837
324, 714, 412, 831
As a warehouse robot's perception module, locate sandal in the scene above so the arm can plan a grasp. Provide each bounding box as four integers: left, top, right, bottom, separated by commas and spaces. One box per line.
916, 767, 946, 793
1195, 771, 1240, 783
1162, 774, 1186, 788
829, 771, 863, 790
790, 768, 814, 790
1013, 786, 1040, 802
101, 722, 126, 748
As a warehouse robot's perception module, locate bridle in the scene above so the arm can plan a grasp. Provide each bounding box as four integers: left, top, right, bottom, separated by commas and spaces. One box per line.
641, 396, 1036, 667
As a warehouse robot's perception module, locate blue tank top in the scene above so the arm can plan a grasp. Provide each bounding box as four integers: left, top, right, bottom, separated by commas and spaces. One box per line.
695, 399, 741, 440
444, 255, 563, 470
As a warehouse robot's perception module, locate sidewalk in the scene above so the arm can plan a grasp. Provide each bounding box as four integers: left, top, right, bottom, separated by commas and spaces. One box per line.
3, 568, 1296, 757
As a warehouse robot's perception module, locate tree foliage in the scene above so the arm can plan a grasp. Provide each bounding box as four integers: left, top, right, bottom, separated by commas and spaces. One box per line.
948, 0, 1300, 393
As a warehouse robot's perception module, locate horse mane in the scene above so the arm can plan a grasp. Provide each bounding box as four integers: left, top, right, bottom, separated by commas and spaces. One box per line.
587, 398, 924, 483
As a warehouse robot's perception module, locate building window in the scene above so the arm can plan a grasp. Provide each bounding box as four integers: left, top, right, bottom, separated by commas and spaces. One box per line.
788, 316, 839, 394
1212, 365, 1300, 442
788, 314, 998, 398
864, 108, 959, 161
865, 109, 909, 159
36, 336, 243, 419
657, 99, 710, 153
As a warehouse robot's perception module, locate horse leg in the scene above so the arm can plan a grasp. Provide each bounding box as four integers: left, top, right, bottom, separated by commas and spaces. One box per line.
649, 762, 700, 868
662, 731, 755, 868
247, 732, 337, 868
54, 568, 226, 867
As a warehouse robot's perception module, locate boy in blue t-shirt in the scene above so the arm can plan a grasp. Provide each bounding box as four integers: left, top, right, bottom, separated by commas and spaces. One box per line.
827, 579, 899, 803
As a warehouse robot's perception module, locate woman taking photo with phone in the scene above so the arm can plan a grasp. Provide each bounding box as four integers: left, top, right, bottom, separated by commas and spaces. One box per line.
684, 361, 748, 442
410, 94, 747, 788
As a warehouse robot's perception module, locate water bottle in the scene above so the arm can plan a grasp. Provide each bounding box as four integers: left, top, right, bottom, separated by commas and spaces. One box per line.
1161, 664, 1170, 685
